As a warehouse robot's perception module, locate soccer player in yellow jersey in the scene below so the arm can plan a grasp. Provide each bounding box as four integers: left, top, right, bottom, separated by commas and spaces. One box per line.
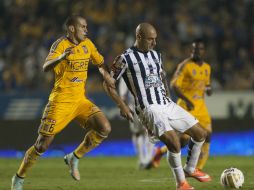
151, 39, 212, 176
11, 15, 127, 190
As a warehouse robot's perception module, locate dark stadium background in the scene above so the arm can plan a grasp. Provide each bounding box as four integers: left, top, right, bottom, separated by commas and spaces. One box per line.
0, 0, 253, 157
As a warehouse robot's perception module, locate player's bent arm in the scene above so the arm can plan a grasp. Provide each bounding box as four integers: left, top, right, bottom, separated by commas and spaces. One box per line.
43, 47, 74, 72
98, 64, 115, 89
171, 82, 194, 110
103, 81, 133, 122
42, 53, 67, 72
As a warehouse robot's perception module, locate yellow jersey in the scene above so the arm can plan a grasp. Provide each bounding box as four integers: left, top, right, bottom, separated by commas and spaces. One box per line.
171, 58, 211, 122
45, 36, 104, 102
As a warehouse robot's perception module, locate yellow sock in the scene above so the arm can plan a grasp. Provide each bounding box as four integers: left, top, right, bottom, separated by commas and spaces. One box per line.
17, 146, 42, 178
161, 146, 168, 154
74, 130, 107, 158
197, 142, 210, 170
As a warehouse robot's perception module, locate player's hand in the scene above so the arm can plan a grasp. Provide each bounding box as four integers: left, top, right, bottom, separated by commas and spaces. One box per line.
57, 47, 75, 61
186, 100, 194, 111
205, 85, 212, 96
60, 47, 75, 60
64, 47, 75, 56
119, 104, 134, 122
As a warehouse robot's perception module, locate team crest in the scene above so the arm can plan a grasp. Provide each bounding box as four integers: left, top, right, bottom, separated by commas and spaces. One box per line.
82, 45, 88, 54
192, 69, 196, 75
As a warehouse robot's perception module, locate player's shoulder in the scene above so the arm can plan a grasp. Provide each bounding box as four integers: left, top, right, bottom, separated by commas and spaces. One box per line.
177, 58, 191, 71
203, 62, 211, 69
122, 47, 134, 56
83, 37, 92, 44
81, 37, 95, 47
50, 36, 67, 52
52, 36, 66, 44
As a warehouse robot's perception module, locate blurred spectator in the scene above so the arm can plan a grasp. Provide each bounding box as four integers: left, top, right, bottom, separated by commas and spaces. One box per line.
0, 0, 253, 93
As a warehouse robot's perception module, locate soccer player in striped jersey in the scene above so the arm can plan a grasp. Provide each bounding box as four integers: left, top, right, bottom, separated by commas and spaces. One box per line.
11, 15, 117, 190
151, 39, 213, 175
118, 78, 155, 169
104, 23, 211, 190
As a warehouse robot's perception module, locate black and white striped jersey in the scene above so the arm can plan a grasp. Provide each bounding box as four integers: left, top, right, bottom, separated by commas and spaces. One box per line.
111, 46, 171, 110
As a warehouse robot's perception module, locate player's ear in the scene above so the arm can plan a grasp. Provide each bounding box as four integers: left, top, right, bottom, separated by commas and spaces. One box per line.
137, 34, 142, 40
68, 25, 75, 33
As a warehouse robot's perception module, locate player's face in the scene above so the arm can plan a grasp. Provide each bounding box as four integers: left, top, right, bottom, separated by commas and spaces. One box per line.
74, 18, 88, 43
192, 42, 205, 61
140, 30, 157, 52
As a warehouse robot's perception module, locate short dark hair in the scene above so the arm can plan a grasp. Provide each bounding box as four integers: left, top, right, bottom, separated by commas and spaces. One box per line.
193, 38, 205, 44
64, 15, 82, 28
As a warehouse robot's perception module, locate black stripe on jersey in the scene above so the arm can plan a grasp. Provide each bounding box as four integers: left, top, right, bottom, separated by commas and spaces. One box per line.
133, 51, 153, 105
122, 72, 138, 106
150, 51, 161, 105
151, 51, 170, 104
50, 37, 65, 53
125, 54, 145, 109
150, 51, 160, 75
144, 53, 154, 74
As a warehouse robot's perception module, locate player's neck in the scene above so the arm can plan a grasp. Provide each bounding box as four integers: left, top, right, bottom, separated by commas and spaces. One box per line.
191, 56, 203, 65
133, 42, 149, 53
66, 34, 79, 45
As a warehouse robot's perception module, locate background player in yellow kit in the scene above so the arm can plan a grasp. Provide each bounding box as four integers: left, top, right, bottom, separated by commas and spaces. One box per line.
11, 15, 123, 190
151, 39, 212, 175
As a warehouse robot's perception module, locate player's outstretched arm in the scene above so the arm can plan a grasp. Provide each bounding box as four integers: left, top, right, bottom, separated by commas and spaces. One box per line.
43, 47, 73, 72
98, 64, 115, 89
103, 81, 133, 122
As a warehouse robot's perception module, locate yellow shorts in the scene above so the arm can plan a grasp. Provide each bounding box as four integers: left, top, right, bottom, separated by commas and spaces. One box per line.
38, 99, 101, 136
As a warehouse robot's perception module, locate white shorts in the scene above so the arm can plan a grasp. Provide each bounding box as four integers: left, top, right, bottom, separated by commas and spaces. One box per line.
137, 102, 198, 138
129, 111, 146, 134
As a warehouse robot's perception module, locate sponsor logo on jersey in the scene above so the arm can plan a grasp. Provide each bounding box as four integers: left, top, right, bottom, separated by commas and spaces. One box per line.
145, 74, 162, 89
192, 69, 196, 75
68, 60, 89, 71
70, 77, 83, 82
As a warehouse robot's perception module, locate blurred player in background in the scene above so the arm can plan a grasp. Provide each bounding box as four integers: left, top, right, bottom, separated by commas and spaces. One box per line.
151, 39, 213, 175
104, 23, 211, 190
118, 78, 154, 169
11, 15, 116, 190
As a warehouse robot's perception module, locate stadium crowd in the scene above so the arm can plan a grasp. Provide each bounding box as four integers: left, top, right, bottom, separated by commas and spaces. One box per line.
0, 0, 253, 92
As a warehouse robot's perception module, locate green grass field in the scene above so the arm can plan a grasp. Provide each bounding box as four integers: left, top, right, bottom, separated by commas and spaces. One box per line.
1, 156, 253, 190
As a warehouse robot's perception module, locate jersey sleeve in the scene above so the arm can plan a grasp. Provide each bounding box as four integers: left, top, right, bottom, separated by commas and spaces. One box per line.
110, 55, 128, 80
171, 62, 188, 87
46, 38, 65, 61
87, 39, 104, 66
45, 38, 65, 74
